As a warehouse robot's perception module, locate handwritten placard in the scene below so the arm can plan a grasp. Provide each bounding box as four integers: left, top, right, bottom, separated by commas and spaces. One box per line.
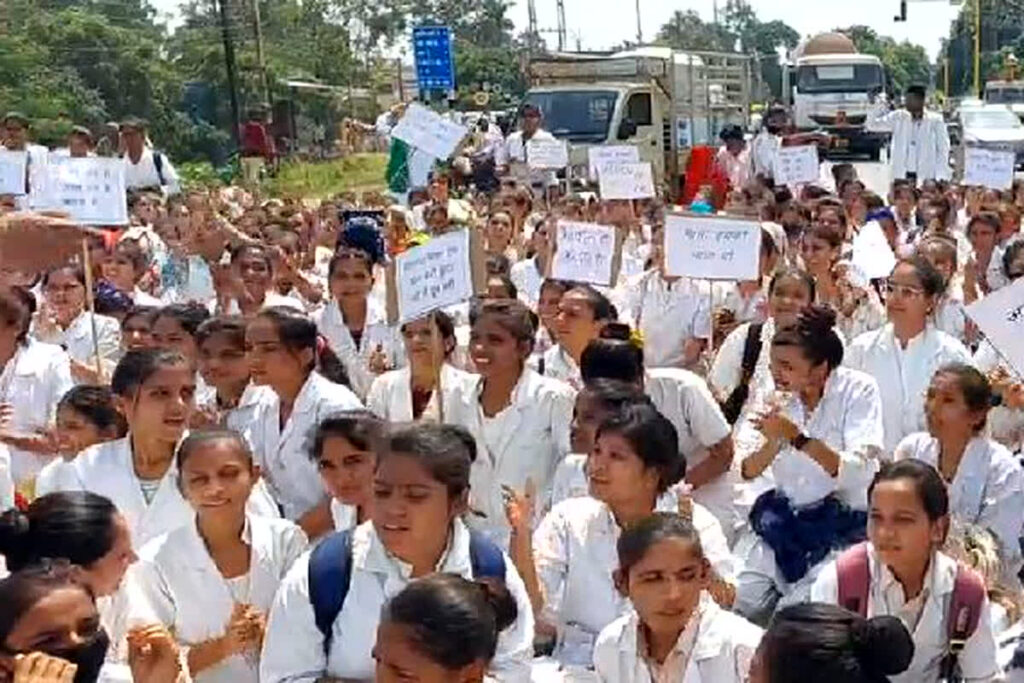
966, 278, 1024, 377
526, 138, 569, 169
598, 162, 655, 199
391, 103, 469, 160
850, 220, 897, 280
394, 230, 473, 323
773, 145, 819, 185
664, 215, 761, 280
588, 145, 639, 179
964, 147, 1014, 191
42, 157, 128, 225
552, 221, 619, 286
0, 151, 27, 195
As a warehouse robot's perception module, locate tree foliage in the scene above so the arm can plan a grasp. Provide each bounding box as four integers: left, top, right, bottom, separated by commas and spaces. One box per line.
833, 25, 931, 94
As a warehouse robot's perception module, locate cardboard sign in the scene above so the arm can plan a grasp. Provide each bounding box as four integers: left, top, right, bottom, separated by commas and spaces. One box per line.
391, 103, 469, 160
551, 221, 622, 286
0, 151, 27, 195
850, 220, 897, 280
664, 215, 761, 281
41, 157, 128, 225
588, 145, 639, 179
773, 145, 819, 185
526, 138, 569, 169
598, 162, 655, 199
391, 230, 474, 324
966, 278, 1024, 377
964, 147, 1014, 191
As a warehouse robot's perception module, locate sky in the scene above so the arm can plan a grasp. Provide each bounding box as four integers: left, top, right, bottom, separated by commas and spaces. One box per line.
149, 0, 962, 61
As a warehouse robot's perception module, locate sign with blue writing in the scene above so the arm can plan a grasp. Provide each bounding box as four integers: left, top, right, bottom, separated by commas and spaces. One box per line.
413, 26, 456, 95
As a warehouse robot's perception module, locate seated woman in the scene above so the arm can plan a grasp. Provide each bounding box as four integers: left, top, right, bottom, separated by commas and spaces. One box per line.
310, 410, 383, 532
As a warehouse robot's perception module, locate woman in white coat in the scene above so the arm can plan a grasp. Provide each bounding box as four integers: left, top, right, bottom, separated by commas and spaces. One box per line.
315, 231, 402, 399
132, 431, 307, 683
451, 299, 574, 547
845, 256, 973, 454
259, 423, 535, 683
811, 460, 1001, 682
593, 513, 761, 683
0, 286, 74, 484
35, 265, 122, 383
310, 410, 383, 531
367, 310, 477, 423
539, 285, 616, 391
894, 364, 1024, 575
243, 306, 363, 538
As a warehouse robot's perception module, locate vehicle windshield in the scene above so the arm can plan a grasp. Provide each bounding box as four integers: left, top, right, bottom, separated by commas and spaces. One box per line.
985, 87, 1024, 105
521, 90, 618, 143
962, 109, 1022, 129
796, 63, 883, 94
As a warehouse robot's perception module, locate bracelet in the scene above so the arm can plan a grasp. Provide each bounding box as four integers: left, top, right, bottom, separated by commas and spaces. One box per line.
791, 433, 811, 451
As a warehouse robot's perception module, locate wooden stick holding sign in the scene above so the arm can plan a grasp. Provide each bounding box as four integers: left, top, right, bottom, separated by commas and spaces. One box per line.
81, 238, 103, 379
431, 315, 445, 424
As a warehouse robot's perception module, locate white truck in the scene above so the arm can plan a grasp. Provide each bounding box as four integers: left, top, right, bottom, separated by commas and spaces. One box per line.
523, 47, 752, 199
783, 32, 890, 160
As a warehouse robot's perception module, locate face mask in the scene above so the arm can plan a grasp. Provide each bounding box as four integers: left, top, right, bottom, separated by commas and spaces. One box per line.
46, 629, 110, 683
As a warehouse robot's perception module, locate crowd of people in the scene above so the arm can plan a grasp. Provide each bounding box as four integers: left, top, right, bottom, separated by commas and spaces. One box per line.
0, 85, 1024, 683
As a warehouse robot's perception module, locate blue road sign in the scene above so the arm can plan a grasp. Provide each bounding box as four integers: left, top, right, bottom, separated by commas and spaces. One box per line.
412, 26, 456, 94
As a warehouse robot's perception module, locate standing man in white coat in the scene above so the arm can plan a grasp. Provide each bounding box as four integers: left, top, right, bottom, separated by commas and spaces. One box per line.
867, 84, 951, 184
497, 103, 556, 191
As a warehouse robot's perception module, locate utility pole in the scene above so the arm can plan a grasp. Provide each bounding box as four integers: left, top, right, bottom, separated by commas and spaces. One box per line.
251, 0, 270, 105
556, 0, 566, 52
974, 0, 982, 97
635, 0, 643, 44
217, 0, 241, 145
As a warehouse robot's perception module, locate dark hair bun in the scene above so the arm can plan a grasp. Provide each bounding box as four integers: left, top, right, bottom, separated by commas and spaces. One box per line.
853, 615, 914, 676
798, 304, 837, 337
476, 578, 518, 633
0, 508, 31, 559
599, 322, 632, 342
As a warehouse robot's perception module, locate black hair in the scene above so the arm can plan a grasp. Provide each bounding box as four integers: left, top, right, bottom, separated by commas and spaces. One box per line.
579, 378, 650, 411
0, 560, 96, 649
120, 305, 158, 332
932, 363, 993, 433
893, 256, 945, 298
0, 492, 119, 572
328, 248, 374, 278
42, 265, 86, 288
111, 240, 149, 274
762, 603, 914, 683
772, 304, 844, 369
565, 284, 614, 321
1003, 239, 1024, 279
595, 403, 683, 493
906, 84, 927, 98
176, 429, 253, 470
255, 306, 350, 387
311, 410, 384, 462
617, 512, 704, 574
768, 268, 816, 302
155, 302, 211, 338
0, 286, 34, 344
196, 315, 247, 350
868, 460, 949, 522
485, 254, 511, 277
469, 299, 535, 346
57, 386, 127, 438
580, 329, 644, 385
381, 423, 477, 499
400, 310, 457, 360
539, 278, 572, 299
111, 348, 191, 397
807, 221, 845, 250
382, 573, 517, 670
485, 274, 518, 300
967, 211, 1000, 236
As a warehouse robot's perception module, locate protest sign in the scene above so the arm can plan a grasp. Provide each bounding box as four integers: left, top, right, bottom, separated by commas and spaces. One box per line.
551, 221, 622, 286
0, 151, 27, 195
526, 138, 569, 169
850, 220, 897, 280
391, 103, 468, 160
598, 162, 655, 199
390, 230, 474, 324
773, 145, 819, 186
964, 147, 1014, 191
42, 157, 128, 225
588, 145, 639, 179
965, 278, 1024, 378
664, 214, 761, 281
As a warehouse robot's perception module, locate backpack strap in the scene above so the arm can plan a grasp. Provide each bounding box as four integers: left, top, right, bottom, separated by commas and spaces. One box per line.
468, 529, 506, 579
836, 541, 871, 617
307, 529, 354, 654
941, 564, 987, 680
153, 150, 166, 187
719, 322, 764, 425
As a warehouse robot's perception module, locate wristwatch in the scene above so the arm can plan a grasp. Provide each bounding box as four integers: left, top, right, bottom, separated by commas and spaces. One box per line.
791, 432, 811, 451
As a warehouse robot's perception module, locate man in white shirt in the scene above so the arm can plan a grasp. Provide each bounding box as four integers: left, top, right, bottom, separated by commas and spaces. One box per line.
867, 84, 951, 183
751, 106, 787, 182
120, 117, 181, 195
497, 103, 557, 189
2, 112, 49, 209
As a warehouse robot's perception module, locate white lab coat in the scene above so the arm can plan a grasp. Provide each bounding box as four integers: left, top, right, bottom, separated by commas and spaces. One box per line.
532, 494, 735, 668
123, 148, 181, 195
844, 323, 973, 455
314, 299, 402, 399
866, 105, 951, 181
499, 128, 557, 187
242, 372, 363, 521
709, 319, 778, 429
750, 130, 780, 179
537, 345, 582, 391
0, 339, 74, 482
895, 433, 1024, 574
60, 437, 280, 550
811, 544, 1000, 683
259, 519, 535, 683
450, 369, 575, 547
131, 514, 308, 683
365, 363, 477, 423
329, 499, 358, 531
619, 271, 711, 369
34, 310, 121, 377
592, 594, 761, 683
0, 444, 12, 511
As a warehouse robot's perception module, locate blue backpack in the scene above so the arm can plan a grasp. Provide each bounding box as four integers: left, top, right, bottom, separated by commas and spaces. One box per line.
307, 528, 506, 653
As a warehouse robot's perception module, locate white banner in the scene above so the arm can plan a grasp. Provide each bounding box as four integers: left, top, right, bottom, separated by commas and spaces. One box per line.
588, 145, 639, 179
0, 150, 27, 196
664, 215, 761, 281
850, 220, 897, 280
552, 221, 617, 286
391, 103, 469, 160
395, 230, 473, 323
598, 162, 655, 199
965, 278, 1024, 378
964, 147, 1014, 191
42, 157, 128, 225
526, 138, 569, 169
773, 145, 819, 186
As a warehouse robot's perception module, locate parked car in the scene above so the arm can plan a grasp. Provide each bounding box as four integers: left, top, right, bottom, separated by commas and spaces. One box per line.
950, 104, 1024, 171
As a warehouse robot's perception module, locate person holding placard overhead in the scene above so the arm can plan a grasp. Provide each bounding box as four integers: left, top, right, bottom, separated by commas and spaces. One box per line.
866, 84, 951, 183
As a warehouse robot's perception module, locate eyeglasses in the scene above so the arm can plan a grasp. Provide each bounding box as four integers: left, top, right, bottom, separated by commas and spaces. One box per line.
884, 281, 925, 297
